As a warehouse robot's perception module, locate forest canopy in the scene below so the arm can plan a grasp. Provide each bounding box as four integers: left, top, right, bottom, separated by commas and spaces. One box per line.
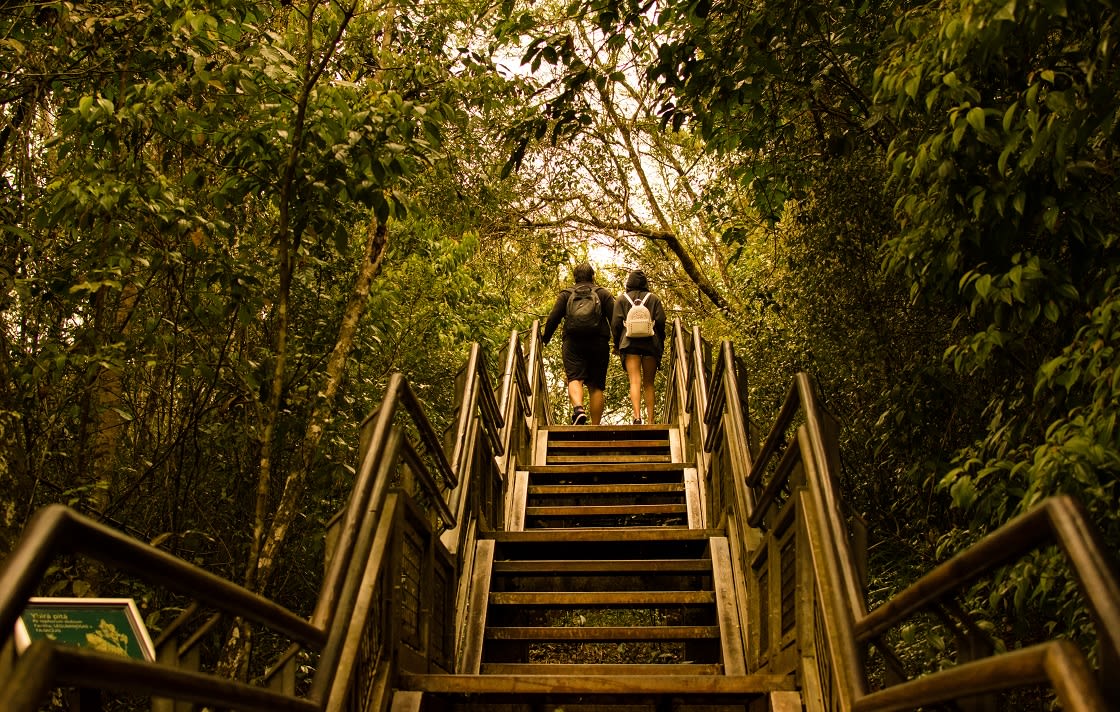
1, 0, 1117, 678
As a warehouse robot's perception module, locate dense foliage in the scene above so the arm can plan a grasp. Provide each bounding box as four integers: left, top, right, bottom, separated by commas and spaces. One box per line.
497, 0, 1120, 673
2, 0, 1117, 689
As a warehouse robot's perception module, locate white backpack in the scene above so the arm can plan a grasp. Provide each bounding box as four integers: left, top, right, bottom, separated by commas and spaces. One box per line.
623, 293, 654, 338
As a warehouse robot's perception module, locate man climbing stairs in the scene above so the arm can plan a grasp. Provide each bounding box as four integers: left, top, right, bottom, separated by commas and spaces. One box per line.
395, 423, 800, 711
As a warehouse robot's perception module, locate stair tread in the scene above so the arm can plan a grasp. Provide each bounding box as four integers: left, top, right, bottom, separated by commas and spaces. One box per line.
401, 672, 796, 692
486, 625, 719, 640
492, 559, 711, 573
527, 504, 687, 516
488, 528, 720, 543
548, 440, 670, 449
529, 483, 684, 495
546, 424, 669, 432
547, 455, 673, 464
489, 591, 715, 605
525, 463, 686, 474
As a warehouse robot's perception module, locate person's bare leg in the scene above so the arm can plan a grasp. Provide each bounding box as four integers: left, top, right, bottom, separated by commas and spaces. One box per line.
624, 354, 643, 421
567, 379, 584, 408
588, 387, 605, 424
641, 355, 657, 423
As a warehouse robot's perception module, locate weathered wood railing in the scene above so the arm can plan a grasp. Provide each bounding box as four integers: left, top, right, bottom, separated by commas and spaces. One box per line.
0, 329, 536, 712
666, 320, 1120, 711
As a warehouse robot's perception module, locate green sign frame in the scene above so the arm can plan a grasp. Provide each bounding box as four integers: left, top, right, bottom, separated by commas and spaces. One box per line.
15, 597, 156, 661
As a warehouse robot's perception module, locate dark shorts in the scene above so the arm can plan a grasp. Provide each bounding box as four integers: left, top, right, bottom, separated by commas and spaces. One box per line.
562, 336, 610, 390
619, 339, 662, 369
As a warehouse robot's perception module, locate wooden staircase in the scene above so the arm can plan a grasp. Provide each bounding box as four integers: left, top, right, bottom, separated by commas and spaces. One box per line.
395, 424, 799, 711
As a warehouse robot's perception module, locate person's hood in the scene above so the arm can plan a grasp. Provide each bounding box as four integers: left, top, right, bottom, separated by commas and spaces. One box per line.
625, 270, 649, 291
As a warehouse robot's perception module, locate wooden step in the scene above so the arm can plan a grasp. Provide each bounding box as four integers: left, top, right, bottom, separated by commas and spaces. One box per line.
489, 591, 715, 606
548, 439, 670, 450
547, 454, 673, 464
485, 625, 720, 641
472, 664, 728, 676
526, 504, 687, 518
529, 483, 684, 496
395, 673, 799, 712
525, 465, 687, 491
488, 528, 719, 560
545, 424, 671, 439
489, 558, 714, 594
489, 528, 719, 543
492, 559, 712, 574
524, 463, 684, 475
400, 672, 795, 691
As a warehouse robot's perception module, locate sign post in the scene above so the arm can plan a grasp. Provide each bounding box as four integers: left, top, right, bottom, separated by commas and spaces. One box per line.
14, 597, 157, 711
15, 597, 156, 661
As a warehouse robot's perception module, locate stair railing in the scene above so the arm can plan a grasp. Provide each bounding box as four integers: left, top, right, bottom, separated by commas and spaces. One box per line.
668, 325, 1120, 711
0, 336, 520, 712
521, 319, 552, 431
440, 341, 505, 557
665, 320, 714, 525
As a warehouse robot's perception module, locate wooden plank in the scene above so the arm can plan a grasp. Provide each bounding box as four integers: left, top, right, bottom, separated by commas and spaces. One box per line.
726, 516, 758, 671
533, 429, 548, 466
529, 483, 684, 495
523, 463, 687, 475
668, 426, 684, 463
477, 663, 727, 676
492, 558, 711, 573
400, 673, 796, 693
545, 424, 670, 434
683, 467, 703, 529
768, 690, 803, 712
457, 539, 494, 673
711, 537, 747, 674
325, 495, 399, 712
526, 504, 687, 516
548, 439, 670, 450
547, 454, 673, 464
487, 528, 722, 543
388, 690, 423, 712
507, 471, 529, 532
488, 591, 716, 606
485, 625, 720, 641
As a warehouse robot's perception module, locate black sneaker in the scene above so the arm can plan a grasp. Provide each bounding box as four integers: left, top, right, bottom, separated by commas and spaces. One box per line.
572, 407, 588, 425
632, 418, 643, 425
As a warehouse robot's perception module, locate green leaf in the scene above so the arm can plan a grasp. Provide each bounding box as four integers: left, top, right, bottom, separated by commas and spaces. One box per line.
972, 188, 986, 217
1043, 205, 1059, 230
975, 274, 992, 298
1044, 301, 1060, 322
1002, 102, 1018, 132
967, 107, 985, 132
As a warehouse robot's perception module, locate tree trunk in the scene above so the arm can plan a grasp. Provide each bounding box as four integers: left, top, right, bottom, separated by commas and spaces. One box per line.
219, 218, 389, 678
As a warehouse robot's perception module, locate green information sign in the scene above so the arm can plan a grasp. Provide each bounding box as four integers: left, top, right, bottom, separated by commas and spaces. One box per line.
15, 597, 155, 661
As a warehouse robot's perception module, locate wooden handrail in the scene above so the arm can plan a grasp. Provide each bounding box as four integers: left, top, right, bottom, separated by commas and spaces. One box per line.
2, 643, 319, 712
670, 326, 1120, 711
0, 505, 325, 651
316, 372, 455, 627
501, 328, 533, 425
854, 495, 1120, 660
852, 641, 1108, 712
524, 320, 551, 426
687, 324, 708, 419
0, 338, 508, 712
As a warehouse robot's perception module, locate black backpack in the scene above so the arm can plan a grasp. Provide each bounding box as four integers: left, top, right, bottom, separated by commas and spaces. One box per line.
565, 284, 602, 334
